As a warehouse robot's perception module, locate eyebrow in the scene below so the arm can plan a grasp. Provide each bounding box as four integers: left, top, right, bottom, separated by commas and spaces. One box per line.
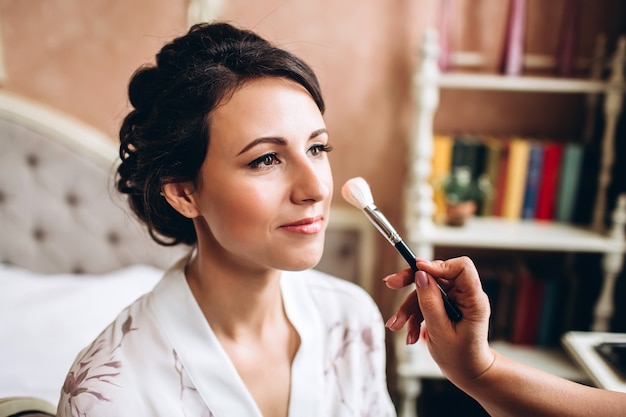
237, 128, 328, 156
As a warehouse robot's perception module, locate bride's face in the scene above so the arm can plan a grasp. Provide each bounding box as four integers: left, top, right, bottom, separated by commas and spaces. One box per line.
192, 76, 333, 272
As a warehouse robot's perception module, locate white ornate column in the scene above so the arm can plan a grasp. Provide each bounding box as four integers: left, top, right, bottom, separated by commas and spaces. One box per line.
405, 29, 440, 261
592, 35, 625, 233
582, 34, 606, 144
592, 193, 626, 331
397, 374, 422, 417
398, 29, 442, 417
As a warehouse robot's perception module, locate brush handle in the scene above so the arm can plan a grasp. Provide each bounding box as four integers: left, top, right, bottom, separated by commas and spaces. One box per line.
394, 241, 463, 322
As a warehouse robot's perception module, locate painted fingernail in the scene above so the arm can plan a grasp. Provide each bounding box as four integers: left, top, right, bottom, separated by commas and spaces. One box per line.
406, 329, 418, 345
416, 271, 429, 288
385, 314, 398, 329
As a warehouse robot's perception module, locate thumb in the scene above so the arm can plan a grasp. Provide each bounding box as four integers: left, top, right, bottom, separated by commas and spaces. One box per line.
414, 270, 449, 328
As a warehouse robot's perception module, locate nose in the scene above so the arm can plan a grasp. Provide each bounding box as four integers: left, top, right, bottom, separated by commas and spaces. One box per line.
290, 158, 331, 204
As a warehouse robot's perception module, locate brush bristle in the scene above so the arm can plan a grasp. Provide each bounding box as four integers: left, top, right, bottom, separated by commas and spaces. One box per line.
341, 177, 374, 210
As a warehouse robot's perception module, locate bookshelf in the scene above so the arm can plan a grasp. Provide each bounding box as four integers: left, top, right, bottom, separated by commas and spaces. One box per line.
398, 30, 626, 417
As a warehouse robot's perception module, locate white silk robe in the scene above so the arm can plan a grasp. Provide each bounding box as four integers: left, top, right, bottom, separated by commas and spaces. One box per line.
56, 254, 396, 417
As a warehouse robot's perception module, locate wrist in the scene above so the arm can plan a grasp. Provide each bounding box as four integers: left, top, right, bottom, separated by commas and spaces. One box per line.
448, 347, 497, 392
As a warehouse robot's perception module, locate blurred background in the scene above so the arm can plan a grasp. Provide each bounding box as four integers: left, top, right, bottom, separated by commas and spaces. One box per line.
2, 0, 625, 411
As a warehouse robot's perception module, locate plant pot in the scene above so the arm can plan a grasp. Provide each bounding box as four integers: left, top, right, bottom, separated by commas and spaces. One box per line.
446, 200, 477, 227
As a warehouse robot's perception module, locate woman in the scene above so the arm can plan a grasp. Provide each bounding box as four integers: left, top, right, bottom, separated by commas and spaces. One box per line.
57, 22, 395, 417
385, 256, 626, 417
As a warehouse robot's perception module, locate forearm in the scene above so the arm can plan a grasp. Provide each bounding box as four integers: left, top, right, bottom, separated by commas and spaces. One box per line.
456, 350, 626, 417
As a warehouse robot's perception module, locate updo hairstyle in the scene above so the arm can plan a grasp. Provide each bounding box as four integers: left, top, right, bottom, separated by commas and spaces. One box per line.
117, 22, 325, 246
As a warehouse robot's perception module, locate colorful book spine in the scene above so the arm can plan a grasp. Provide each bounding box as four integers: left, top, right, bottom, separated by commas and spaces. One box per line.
535, 142, 564, 220
535, 277, 567, 347
521, 142, 544, 219
510, 261, 546, 345
500, 0, 527, 76
480, 138, 503, 217
555, 143, 584, 223
502, 137, 531, 220
450, 136, 488, 175
492, 140, 511, 217
555, 0, 581, 77
431, 134, 454, 223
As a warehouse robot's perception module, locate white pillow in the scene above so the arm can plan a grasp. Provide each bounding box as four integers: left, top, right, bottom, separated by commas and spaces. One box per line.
0, 263, 164, 406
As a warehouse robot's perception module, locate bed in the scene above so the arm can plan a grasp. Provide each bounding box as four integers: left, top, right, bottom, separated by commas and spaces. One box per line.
0, 90, 375, 414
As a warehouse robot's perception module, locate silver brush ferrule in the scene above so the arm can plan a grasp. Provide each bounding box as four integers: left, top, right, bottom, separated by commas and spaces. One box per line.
363, 205, 402, 246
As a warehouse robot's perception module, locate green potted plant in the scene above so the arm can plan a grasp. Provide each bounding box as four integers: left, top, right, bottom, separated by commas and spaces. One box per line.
441, 166, 490, 226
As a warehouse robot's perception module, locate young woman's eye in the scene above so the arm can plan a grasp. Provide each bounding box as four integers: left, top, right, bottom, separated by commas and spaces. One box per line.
248, 153, 280, 168
308, 144, 333, 157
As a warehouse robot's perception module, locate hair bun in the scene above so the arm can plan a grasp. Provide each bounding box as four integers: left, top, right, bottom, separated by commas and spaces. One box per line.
128, 67, 161, 113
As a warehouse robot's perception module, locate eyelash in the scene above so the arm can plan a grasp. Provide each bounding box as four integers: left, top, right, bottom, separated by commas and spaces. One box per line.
247, 144, 333, 169
310, 144, 333, 156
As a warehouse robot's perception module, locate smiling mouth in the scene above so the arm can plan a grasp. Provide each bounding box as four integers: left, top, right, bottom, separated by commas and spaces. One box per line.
281, 216, 324, 234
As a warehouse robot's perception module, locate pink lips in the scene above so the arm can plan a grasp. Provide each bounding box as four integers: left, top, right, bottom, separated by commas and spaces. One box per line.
280, 216, 324, 235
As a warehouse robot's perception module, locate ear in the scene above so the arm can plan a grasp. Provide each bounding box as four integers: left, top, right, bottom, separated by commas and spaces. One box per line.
162, 182, 201, 218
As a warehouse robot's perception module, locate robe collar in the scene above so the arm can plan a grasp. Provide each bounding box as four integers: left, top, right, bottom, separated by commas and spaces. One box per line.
148, 253, 325, 417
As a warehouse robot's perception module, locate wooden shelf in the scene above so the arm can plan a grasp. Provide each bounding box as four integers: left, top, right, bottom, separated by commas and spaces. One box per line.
431, 73, 615, 93
413, 217, 625, 253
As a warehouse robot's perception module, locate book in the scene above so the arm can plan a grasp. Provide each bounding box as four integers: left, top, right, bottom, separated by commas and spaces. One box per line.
527, 255, 570, 347
431, 134, 454, 223
501, 137, 531, 220
480, 138, 504, 216
535, 142, 564, 220
450, 135, 487, 178
521, 142, 545, 219
499, 0, 527, 76
555, 143, 584, 223
555, 0, 581, 77
436, 0, 454, 72
480, 264, 501, 341
510, 260, 547, 345
444, 135, 488, 209
492, 140, 511, 217
535, 277, 567, 347
489, 261, 518, 341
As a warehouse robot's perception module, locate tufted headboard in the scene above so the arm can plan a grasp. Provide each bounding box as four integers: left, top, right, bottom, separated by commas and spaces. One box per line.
0, 91, 186, 274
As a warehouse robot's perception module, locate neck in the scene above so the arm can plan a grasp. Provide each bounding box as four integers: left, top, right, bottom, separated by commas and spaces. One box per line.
185, 244, 286, 341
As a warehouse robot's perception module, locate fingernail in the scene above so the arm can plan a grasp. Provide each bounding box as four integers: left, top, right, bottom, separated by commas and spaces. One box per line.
382, 274, 393, 283
385, 314, 398, 329
406, 329, 418, 345
416, 271, 429, 288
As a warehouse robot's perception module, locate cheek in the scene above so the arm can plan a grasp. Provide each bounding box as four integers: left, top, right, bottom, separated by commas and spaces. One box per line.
205, 185, 276, 241
320, 163, 334, 203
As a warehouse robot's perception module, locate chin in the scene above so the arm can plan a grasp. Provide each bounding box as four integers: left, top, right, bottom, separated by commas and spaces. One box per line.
282, 254, 323, 271
279, 245, 325, 271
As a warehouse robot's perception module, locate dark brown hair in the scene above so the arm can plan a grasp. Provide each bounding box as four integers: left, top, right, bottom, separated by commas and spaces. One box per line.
117, 22, 325, 246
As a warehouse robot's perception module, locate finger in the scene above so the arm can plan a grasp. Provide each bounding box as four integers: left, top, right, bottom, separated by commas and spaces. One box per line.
417, 257, 491, 324
383, 266, 415, 289
405, 314, 424, 344
417, 257, 481, 294
414, 271, 452, 330
385, 288, 423, 331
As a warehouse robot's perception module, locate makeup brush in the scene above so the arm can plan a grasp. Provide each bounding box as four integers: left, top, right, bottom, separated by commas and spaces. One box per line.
341, 177, 462, 322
